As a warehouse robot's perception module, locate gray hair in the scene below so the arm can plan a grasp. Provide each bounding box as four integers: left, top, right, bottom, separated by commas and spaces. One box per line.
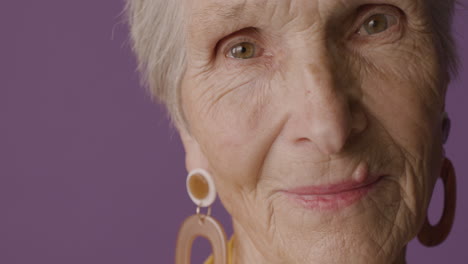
124, 0, 459, 129
125, 0, 187, 129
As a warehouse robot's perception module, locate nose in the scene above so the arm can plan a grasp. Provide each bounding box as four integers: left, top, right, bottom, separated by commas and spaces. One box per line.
289, 61, 367, 156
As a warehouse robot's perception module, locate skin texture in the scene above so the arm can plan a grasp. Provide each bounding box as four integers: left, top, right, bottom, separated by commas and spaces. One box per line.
179, 0, 447, 263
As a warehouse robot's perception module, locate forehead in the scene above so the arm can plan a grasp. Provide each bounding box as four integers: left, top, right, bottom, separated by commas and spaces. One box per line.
185, 0, 323, 42
189, 0, 344, 29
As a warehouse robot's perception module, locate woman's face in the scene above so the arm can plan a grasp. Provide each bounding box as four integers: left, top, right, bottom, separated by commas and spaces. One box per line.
181, 0, 446, 262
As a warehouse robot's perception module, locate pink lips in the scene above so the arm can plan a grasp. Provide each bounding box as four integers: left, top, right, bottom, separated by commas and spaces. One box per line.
283, 176, 382, 211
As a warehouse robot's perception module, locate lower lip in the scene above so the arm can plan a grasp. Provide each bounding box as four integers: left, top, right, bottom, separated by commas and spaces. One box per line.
283, 178, 382, 211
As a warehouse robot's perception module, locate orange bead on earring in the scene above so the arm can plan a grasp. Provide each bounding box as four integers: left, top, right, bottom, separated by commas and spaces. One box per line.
186, 169, 217, 208
175, 169, 227, 264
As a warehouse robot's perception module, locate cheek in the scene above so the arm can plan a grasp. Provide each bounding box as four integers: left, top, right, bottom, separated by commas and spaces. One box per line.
359, 33, 442, 151
183, 64, 286, 190
358, 36, 444, 222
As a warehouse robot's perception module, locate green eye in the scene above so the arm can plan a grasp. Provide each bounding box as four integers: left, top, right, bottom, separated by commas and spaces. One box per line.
359, 14, 396, 35
228, 42, 256, 59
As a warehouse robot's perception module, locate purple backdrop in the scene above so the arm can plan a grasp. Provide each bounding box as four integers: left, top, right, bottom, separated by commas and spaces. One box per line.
0, 1, 466, 263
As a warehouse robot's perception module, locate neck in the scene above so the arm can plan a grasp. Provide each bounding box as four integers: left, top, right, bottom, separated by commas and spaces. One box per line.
231, 220, 408, 264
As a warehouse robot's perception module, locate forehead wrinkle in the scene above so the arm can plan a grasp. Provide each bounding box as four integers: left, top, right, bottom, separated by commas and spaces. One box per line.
190, 1, 249, 36
189, 0, 352, 37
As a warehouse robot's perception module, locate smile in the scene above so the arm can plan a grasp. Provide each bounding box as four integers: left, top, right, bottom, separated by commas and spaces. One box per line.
282, 175, 384, 211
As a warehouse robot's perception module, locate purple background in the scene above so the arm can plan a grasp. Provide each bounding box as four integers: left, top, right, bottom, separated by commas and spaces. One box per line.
0, 1, 466, 263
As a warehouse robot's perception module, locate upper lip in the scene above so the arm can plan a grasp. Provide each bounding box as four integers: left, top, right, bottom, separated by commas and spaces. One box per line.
284, 176, 382, 196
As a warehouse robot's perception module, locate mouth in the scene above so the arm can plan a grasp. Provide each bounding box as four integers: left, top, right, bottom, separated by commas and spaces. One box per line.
282, 175, 384, 211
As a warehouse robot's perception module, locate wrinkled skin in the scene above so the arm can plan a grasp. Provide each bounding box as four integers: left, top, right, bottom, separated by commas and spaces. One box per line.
179, 0, 447, 263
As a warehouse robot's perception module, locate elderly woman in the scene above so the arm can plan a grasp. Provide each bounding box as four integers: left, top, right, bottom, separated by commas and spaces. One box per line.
125, 0, 458, 263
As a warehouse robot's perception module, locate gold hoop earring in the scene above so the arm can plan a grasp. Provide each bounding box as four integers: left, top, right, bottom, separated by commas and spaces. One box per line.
418, 158, 456, 247
176, 169, 227, 264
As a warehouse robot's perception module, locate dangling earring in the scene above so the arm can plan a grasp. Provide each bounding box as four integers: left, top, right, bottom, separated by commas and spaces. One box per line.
418, 158, 456, 247
175, 169, 227, 264
418, 113, 456, 247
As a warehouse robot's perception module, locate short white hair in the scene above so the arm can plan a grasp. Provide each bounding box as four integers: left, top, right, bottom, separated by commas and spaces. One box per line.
125, 0, 188, 129
124, 0, 459, 129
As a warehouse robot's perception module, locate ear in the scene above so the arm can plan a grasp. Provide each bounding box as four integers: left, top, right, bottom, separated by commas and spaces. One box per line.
179, 128, 211, 173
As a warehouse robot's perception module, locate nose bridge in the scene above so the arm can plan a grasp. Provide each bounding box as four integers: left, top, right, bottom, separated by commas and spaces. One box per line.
304, 57, 347, 117
294, 39, 343, 101
289, 47, 357, 155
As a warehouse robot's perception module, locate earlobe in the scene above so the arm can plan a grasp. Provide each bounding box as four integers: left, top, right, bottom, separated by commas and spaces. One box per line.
179, 128, 211, 173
